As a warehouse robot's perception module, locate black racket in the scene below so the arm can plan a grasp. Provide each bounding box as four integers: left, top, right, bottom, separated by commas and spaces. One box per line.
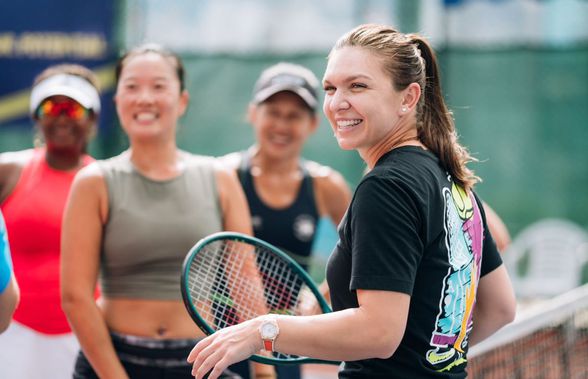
181, 231, 337, 365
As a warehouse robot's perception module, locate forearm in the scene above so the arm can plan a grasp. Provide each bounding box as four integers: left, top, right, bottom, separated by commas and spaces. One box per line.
470, 265, 516, 346
468, 305, 513, 346
274, 307, 401, 361
188, 291, 407, 378
63, 297, 129, 379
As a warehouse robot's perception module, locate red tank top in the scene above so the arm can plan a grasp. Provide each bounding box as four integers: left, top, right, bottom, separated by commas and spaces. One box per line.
1, 148, 94, 334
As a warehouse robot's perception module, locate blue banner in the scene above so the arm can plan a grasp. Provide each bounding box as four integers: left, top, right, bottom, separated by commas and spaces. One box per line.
0, 0, 117, 129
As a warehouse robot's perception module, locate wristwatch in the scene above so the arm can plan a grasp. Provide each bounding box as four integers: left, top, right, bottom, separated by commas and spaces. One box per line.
259, 316, 280, 352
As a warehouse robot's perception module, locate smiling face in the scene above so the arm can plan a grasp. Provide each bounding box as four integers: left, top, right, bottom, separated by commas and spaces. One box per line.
35, 95, 95, 154
114, 52, 189, 142
249, 91, 318, 162
322, 46, 411, 162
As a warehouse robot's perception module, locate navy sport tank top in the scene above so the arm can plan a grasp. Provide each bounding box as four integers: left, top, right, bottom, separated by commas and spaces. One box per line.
237, 152, 319, 271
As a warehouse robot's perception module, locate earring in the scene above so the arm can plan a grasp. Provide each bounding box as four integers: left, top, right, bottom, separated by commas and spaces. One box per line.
401, 106, 408, 112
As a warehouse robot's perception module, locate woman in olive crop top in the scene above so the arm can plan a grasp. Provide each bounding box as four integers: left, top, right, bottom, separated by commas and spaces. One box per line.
61, 45, 262, 379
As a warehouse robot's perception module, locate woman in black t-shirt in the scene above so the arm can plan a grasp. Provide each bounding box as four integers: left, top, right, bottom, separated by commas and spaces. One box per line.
187, 24, 517, 379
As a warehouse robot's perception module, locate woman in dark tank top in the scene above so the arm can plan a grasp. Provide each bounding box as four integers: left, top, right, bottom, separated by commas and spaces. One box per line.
220, 62, 352, 379
61, 44, 252, 379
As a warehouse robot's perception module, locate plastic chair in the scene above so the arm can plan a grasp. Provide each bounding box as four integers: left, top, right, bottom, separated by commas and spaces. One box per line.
504, 218, 588, 299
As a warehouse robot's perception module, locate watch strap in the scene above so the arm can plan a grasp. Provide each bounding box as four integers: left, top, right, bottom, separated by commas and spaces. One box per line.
263, 339, 274, 352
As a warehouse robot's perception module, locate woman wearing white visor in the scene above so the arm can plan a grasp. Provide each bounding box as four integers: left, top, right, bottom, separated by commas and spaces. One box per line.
0, 64, 101, 379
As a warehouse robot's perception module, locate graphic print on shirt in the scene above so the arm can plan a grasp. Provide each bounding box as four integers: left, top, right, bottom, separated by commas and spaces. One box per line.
293, 214, 316, 242
425, 183, 484, 372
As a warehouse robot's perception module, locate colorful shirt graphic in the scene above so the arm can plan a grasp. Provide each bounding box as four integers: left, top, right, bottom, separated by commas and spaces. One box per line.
426, 183, 484, 371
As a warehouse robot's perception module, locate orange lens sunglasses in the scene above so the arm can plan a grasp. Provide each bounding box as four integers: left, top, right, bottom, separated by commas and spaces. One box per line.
36, 98, 90, 121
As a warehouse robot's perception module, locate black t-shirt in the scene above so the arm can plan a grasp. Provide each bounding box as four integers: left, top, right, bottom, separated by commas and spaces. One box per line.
326, 146, 503, 378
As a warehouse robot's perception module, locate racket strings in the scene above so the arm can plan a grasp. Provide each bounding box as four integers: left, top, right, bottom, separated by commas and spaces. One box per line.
257, 251, 304, 313
187, 238, 313, 360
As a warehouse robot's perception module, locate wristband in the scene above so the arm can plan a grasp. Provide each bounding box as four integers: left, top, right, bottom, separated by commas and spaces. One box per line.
0, 213, 13, 294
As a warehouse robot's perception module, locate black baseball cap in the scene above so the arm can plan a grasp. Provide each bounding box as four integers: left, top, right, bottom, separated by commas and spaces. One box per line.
252, 62, 319, 111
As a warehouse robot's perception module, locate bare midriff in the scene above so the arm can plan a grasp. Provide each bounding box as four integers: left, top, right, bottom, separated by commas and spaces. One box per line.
101, 298, 206, 339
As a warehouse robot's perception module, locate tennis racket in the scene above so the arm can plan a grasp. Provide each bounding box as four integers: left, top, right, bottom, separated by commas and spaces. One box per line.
181, 231, 337, 365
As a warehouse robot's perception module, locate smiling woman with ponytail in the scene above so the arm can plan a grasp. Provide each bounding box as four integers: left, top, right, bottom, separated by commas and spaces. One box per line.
186, 24, 517, 379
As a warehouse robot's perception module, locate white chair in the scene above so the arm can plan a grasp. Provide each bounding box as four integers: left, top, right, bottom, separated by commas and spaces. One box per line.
504, 218, 588, 299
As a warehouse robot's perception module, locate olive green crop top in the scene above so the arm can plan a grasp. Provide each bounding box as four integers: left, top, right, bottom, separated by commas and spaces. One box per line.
98, 151, 223, 300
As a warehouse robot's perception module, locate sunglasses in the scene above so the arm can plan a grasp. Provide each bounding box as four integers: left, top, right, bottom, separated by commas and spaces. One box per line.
36, 98, 90, 121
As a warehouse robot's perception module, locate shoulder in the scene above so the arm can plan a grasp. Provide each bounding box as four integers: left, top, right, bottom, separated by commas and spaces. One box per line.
182, 151, 237, 184
304, 160, 352, 222
68, 162, 108, 205
66, 162, 109, 222
0, 149, 35, 201
380, 147, 438, 171
217, 151, 242, 171
211, 157, 239, 183
210, 157, 244, 213
75, 161, 106, 183
181, 151, 217, 168
0, 149, 35, 168
304, 160, 349, 192
304, 160, 332, 178
182, 152, 227, 185
370, 149, 442, 190
94, 151, 140, 179
0, 149, 33, 180
354, 170, 417, 206
350, 175, 423, 228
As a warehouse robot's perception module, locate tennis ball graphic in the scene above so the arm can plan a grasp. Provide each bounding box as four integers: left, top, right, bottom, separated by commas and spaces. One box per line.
451, 184, 473, 220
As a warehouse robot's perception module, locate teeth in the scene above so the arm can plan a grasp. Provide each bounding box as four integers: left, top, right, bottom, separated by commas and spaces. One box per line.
270, 135, 290, 144
136, 112, 156, 121
337, 119, 362, 129
273, 137, 289, 143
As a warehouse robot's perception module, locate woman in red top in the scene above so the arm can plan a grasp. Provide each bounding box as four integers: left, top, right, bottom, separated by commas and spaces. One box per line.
0, 63, 100, 379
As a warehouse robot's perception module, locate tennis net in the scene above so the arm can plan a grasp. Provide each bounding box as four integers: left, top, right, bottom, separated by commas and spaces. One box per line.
467, 283, 588, 378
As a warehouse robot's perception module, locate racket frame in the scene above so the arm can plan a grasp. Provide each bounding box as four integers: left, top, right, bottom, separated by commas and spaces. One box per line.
180, 231, 337, 365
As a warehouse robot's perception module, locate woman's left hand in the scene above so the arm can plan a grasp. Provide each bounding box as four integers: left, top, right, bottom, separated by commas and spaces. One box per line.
187, 318, 263, 379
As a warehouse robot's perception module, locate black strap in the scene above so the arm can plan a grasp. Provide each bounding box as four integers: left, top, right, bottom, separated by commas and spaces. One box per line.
236, 150, 250, 185
237, 150, 312, 191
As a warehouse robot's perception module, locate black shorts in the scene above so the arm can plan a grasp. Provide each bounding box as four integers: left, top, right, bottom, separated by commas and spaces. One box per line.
73, 332, 241, 379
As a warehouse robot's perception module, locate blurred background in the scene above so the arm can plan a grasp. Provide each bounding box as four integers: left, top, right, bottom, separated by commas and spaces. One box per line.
1, 0, 588, 292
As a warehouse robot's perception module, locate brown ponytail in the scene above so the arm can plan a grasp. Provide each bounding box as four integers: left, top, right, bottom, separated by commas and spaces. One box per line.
408, 35, 479, 190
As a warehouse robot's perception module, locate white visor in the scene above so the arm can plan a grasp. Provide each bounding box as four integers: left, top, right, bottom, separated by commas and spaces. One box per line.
30, 73, 101, 115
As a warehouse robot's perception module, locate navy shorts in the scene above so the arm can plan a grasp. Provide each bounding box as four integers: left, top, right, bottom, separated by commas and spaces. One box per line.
73, 332, 242, 379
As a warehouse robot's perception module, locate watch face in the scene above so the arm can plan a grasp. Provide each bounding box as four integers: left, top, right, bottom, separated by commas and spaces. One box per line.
260, 322, 278, 338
